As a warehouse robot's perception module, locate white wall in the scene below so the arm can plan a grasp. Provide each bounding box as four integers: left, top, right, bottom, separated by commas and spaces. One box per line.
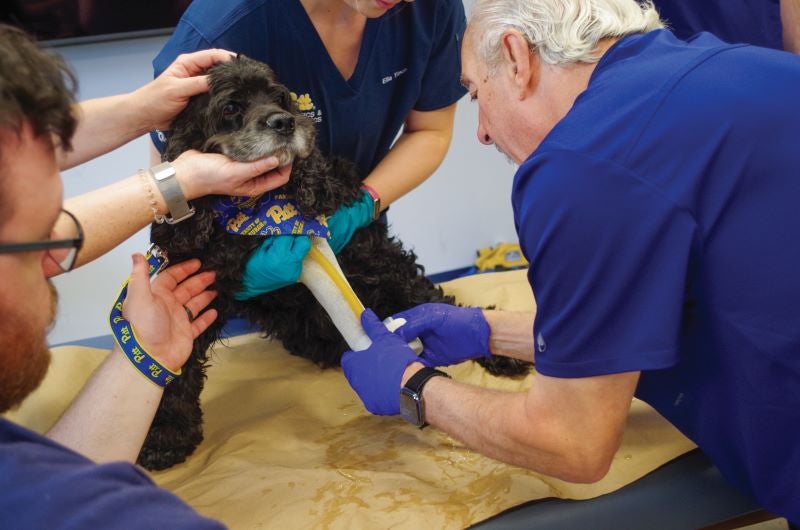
48, 31, 519, 345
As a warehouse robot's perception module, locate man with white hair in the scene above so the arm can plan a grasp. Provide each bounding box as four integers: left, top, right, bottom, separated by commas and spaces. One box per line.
342, 0, 800, 523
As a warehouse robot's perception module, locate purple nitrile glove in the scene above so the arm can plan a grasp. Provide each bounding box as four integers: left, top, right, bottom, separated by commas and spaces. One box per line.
392, 303, 491, 367
341, 309, 428, 416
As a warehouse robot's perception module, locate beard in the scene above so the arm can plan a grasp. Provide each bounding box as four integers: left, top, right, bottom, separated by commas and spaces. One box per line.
495, 144, 517, 166
0, 282, 56, 413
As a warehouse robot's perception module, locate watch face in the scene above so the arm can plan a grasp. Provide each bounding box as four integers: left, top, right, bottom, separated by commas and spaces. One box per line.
399, 388, 424, 427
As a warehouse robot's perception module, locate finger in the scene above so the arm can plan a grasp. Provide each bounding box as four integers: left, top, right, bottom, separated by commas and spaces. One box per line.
171, 270, 217, 305
360, 308, 388, 338
157, 258, 203, 289
269, 235, 294, 253
290, 235, 312, 256
191, 308, 218, 339
254, 236, 276, 254
275, 163, 293, 177
236, 157, 281, 179
394, 317, 424, 342
183, 290, 218, 320
236, 166, 291, 196
174, 74, 211, 98
341, 349, 357, 374
391, 306, 431, 340
226, 156, 291, 195
123, 253, 154, 315
169, 49, 235, 76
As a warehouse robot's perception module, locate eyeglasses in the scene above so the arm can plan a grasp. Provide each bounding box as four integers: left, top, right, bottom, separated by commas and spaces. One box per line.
0, 209, 84, 275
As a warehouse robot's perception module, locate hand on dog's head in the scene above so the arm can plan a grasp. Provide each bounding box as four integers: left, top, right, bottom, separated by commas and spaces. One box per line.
165, 55, 316, 168
159, 54, 363, 229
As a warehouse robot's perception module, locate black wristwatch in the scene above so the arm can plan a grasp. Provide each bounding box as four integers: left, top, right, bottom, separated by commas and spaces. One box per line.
399, 367, 450, 428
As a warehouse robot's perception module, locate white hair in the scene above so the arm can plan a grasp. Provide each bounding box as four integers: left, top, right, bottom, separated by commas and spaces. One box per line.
468, 0, 664, 67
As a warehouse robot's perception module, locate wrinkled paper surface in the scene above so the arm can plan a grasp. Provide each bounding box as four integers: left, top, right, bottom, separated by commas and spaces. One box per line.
7, 270, 695, 529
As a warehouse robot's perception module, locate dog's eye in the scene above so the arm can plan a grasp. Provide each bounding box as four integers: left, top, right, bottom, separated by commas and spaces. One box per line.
222, 102, 243, 117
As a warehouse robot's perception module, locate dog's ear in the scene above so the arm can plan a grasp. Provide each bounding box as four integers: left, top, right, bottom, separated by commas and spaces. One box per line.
289, 151, 363, 217
227, 53, 280, 86
163, 92, 213, 162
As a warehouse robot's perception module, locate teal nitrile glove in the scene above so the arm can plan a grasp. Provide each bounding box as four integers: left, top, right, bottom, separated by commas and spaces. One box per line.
327, 189, 374, 254
235, 235, 312, 300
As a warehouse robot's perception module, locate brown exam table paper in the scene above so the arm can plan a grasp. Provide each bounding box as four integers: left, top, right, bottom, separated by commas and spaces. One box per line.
7, 269, 695, 529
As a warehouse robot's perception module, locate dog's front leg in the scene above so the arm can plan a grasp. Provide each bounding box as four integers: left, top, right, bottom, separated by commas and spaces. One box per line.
136, 324, 220, 471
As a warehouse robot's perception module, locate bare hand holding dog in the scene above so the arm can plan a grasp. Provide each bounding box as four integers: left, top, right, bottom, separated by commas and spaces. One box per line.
122, 255, 218, 372
171, 150, 292, 198
133, 48, 235, 131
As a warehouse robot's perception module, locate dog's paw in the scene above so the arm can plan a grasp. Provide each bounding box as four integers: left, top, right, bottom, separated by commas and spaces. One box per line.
137, 425, 204, 471
138, 447, 194, 471
476, 355, 533, 378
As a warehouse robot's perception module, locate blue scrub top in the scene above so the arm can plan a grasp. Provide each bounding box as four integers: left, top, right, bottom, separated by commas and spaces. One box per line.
0, 419, 223, 529
152, 0, 467, 178
513, 30, 800, 521
653, 0, 783, 49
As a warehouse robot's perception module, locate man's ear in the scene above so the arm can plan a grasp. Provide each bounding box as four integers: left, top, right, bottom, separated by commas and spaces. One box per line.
500, 30, 538, 99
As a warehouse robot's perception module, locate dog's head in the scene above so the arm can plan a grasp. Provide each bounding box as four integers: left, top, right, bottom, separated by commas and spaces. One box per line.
165, 55, 316, 166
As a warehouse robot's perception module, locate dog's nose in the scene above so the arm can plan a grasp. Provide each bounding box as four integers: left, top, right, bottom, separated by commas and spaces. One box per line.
263, 113, 295, 136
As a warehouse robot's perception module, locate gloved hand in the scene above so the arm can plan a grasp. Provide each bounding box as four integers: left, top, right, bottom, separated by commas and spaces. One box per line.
341, 309, 427, 415
393, 303, 491, 367
235, 235, 311, 300
327, 189, 374, 254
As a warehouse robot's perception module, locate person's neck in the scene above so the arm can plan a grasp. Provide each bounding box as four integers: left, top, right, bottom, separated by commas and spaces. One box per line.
535, 38, 620, 134
300, 0, 365, 27
299, 0, 367, 80
511, 38, 620, 160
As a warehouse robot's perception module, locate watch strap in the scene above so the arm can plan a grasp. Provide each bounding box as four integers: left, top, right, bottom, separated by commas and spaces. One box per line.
149, 162, 195, 224
360, 184, 381, 221
404, 367, 450, 394
402, 367, 450, 428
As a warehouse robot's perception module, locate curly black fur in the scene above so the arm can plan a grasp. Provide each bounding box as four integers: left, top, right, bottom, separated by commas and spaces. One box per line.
139, 56, 529, 471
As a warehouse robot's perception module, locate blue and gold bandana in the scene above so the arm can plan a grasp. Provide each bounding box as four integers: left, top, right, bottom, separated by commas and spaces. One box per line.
212, 192, 330, 238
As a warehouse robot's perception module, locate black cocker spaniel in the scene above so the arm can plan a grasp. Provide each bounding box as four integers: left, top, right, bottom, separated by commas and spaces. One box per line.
140, 55, 528, 471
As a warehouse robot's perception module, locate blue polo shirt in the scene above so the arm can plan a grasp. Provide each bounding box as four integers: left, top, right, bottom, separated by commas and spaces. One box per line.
0, 419, 224, 529
653, 0, 783, 49
152, 0, 466, 178
512, 30, 800, 522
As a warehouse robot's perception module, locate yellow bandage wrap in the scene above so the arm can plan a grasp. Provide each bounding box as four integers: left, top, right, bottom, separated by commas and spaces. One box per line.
307, 245, 364, 317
